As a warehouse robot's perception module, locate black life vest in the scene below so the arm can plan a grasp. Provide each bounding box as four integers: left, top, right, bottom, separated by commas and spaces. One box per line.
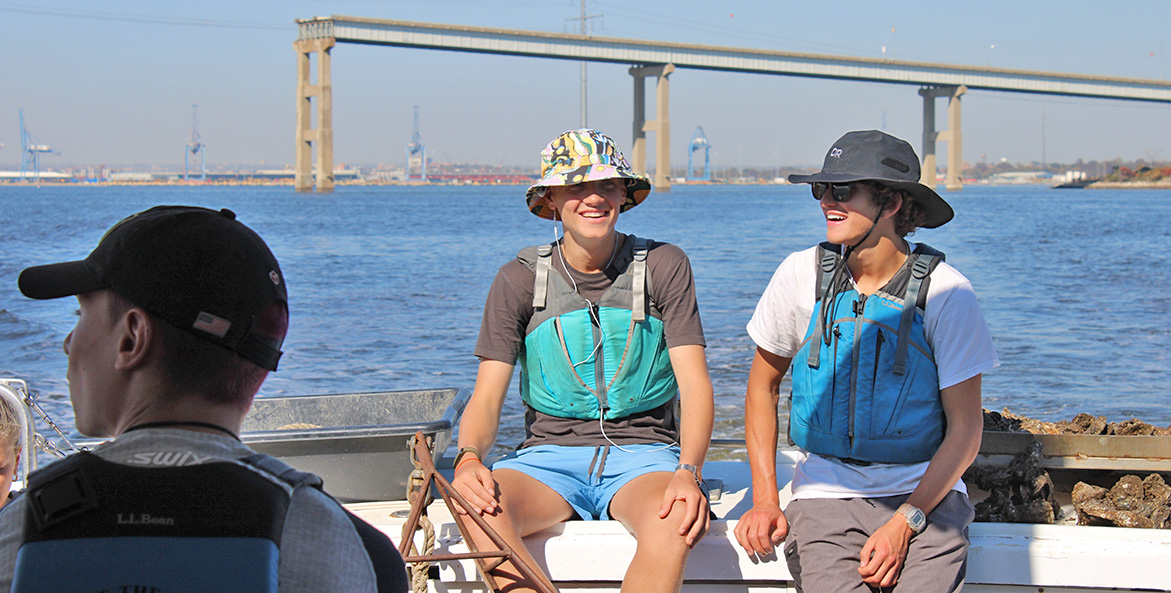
12, 451, 407, 593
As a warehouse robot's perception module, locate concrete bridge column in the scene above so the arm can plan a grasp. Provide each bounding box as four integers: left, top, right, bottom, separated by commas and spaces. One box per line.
295, 38, 336, 192
629, 64, 675, 191
918, 84, 966, 191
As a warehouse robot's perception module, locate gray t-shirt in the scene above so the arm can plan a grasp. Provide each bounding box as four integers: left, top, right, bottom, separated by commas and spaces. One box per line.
0, 428, 378, 593
474, 233, 706, 448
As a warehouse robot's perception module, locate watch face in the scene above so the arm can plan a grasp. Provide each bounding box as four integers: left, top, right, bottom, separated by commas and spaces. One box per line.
900, 505, 926, 532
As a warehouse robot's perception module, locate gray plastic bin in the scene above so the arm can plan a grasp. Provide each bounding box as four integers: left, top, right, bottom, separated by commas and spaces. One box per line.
241, 388, 470, 502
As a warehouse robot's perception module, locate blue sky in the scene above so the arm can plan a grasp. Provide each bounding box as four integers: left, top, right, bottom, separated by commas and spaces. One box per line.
2, 0, 1169, 170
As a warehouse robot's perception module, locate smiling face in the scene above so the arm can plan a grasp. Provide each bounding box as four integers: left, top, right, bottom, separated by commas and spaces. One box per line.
817, 181, 899, 246
546, 178, 627, 244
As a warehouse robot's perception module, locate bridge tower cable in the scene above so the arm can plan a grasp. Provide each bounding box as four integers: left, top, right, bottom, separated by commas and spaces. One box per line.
185, 104, 206, 182
687, 127, 711, 181
18, 109, 58, 184
405, 105, 426, 182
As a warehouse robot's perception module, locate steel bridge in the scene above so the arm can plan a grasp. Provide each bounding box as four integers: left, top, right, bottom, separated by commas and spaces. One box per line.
294, 15, 1171, 192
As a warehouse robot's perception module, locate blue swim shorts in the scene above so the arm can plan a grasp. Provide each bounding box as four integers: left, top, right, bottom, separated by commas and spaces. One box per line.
491, 443, 679, 520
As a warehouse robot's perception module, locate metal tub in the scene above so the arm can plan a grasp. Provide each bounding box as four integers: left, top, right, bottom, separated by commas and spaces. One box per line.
241, 388, 470, 502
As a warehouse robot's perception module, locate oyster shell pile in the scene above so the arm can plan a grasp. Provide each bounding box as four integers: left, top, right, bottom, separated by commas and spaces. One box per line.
971, 440, 1061, 524
1073, 474, 1171, 529
983, 408, 1171, 436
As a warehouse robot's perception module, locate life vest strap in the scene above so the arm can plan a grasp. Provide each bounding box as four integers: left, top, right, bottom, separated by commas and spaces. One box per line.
532, 244, 554, 309
806, 245, 840, 369
893, 252, 936, 375
631, 237, 649, 322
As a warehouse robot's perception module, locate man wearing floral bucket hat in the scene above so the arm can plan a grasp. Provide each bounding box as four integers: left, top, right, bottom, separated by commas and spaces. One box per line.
735, 130, 998, 592
454, 129, 714, 592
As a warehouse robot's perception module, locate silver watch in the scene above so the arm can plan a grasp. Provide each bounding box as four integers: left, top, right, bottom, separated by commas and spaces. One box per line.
896, 503, 927, 535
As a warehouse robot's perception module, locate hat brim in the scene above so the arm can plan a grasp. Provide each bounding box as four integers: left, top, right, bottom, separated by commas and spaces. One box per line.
18, 260, 104, 300
788, 172, 954, 229
526, 174, 652, 220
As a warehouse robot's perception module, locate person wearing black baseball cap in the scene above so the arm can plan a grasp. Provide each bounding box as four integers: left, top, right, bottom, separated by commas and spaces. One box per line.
2, 206, 406, 593
735, 131, 998, 591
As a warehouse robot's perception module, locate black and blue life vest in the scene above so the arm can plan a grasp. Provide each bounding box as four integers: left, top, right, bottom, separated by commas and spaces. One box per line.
790, 242, 946, 464
12, 451, 406, 593
517, 236, 678, 420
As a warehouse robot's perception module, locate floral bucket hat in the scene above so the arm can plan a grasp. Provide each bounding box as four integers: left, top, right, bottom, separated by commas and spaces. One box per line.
525, 129, 653, 219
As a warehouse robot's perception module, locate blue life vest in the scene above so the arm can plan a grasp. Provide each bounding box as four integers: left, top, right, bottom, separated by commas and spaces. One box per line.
517, 236, 678, 420
12, 451, 407, 593
790, 242, 946, 464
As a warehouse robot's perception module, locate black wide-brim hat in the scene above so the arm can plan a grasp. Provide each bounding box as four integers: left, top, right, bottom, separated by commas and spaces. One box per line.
789, 130, 954, 228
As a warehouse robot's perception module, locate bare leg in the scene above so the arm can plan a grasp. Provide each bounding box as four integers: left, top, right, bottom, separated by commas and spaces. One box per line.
609, 472, 695, 593
461, 468, 576, 593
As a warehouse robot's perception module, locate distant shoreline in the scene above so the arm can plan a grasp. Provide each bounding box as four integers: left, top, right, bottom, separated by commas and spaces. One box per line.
1085, 181, 1171, 189
2, 179, 1169, 189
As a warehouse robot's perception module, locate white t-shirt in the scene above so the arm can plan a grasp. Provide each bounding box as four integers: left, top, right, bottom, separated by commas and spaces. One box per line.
747, 243, 999, 500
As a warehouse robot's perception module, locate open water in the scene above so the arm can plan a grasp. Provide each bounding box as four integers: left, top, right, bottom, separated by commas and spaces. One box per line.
2, 184, 1169, 451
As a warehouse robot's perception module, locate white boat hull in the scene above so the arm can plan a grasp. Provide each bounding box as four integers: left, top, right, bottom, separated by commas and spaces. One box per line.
352, 458, 1171, 592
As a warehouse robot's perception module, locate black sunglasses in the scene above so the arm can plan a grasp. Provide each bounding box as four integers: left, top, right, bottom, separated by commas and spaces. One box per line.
810, 181, 882, 202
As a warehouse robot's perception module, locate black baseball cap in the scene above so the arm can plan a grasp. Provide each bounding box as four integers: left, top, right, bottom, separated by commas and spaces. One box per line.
18, 206, 287, 371
789, 130, 954, 228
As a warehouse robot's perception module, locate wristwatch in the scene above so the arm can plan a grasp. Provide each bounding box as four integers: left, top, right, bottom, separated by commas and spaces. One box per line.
675, 463, 703, 483
896, 503, 927, 535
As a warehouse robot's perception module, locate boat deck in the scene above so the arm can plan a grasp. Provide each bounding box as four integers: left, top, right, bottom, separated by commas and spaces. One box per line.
349, 453, 1171, 592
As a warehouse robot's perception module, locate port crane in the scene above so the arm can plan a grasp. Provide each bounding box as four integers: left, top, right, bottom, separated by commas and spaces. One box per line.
687, 127, 711, 181
19, 109, 58, 183
185, 104, 206, 181
405, 105, 427, 182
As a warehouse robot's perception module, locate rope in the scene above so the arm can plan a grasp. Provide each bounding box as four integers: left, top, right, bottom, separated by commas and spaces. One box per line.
410, 515, 436, 593
405, 439, 437, 593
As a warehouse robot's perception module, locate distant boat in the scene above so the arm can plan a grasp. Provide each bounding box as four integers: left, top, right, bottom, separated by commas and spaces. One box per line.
1053, 178, 1100, 189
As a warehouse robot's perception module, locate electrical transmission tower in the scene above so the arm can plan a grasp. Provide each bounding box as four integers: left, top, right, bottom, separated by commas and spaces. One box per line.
566, 0, 601, 127
405, 105, 427, 182
19, 109, 58, 184
687, 127, 712, 181
185, 104, 206, 181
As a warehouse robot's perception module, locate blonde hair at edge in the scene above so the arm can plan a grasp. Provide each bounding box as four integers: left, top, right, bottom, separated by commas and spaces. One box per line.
0, 395, 20, 505
0, 396, 19, 457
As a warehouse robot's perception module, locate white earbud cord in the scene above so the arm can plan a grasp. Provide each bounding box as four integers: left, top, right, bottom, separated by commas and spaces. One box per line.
551, 216, 675, 454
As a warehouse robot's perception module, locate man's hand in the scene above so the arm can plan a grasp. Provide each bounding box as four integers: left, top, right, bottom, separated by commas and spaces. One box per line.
858, 515, 913, 587
733, 503, 789, 557
658, 470, 710, 547
449, 459, 498, 516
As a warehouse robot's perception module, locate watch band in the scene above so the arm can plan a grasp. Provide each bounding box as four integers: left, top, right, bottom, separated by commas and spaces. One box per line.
675, 463, 707, 500
896, 503, 927, 535
454, 446, 481, 470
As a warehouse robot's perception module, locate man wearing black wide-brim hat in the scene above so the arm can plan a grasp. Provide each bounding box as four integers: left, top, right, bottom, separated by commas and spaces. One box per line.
736, 131, 999, 592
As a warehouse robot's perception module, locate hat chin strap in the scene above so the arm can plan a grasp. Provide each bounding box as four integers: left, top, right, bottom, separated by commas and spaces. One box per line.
819, 202, 885, 347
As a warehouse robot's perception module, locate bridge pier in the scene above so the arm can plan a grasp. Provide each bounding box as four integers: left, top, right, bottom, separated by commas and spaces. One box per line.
919, 84, 966, 191
630, 64, 674, 192
295, 38, 336, 192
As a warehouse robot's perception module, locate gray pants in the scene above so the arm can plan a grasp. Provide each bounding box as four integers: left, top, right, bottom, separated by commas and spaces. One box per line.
784, 491, 974, 593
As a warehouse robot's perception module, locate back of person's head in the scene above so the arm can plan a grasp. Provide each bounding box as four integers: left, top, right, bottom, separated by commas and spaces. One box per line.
18, 206, 289, 406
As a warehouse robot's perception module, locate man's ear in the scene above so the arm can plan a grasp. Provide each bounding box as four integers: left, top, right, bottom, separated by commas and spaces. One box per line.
114, 308, 155, 371
881, 192, 904, 221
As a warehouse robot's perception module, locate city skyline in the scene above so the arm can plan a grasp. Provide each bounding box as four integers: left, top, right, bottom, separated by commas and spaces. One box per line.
2, 1, 1169, 170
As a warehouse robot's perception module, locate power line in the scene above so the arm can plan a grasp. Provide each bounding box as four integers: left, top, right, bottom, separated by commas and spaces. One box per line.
0, 3, 286, 30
